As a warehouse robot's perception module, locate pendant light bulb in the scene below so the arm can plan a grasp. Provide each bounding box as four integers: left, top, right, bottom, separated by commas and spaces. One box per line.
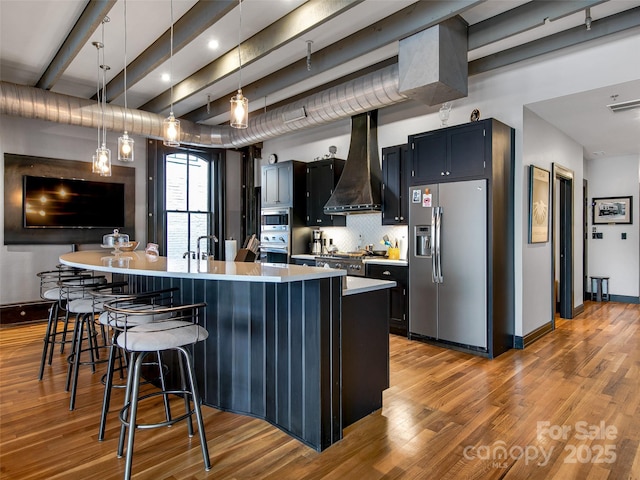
230, 89, 248, 128
163, 114, 180, 146
96, 144, 112, 177
118, 131, 134, 161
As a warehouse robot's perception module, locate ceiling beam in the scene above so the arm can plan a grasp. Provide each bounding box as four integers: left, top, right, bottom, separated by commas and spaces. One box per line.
140, 0, 367, 113
183, 0, 483, 123
102, 0, 236, 102
468, 0, 608, 50
35, 0, 116, 90
469, 6, 640, 75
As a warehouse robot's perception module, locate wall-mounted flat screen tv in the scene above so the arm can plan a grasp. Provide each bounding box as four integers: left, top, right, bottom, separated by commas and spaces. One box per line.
23, 175, 125, 228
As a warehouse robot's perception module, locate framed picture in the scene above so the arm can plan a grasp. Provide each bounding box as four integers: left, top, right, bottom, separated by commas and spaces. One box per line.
528, 165, 550, 243
592, 196, 633, 224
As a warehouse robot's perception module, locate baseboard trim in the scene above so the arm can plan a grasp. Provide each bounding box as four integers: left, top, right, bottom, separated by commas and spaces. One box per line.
610, 294, 639, 304
514, 322, 554, 349
573, 303, 585, 317
0, 302, 50, 326
585, 293, 639, 304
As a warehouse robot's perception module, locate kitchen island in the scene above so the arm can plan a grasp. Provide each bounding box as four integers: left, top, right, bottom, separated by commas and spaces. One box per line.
59, 250, 394, 451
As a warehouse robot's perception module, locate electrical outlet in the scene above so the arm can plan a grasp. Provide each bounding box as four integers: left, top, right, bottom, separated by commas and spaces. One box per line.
622, 232, 627, 240
597, 232, 603, 239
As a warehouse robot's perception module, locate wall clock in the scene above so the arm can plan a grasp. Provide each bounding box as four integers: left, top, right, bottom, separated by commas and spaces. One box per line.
268, 153, 278, 164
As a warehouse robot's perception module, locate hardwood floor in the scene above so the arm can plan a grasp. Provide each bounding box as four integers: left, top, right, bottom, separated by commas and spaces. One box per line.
1, 301, 639, 479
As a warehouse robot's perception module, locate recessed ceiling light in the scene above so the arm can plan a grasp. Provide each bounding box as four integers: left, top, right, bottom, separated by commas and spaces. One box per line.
592, 151, 606, 156
161, 73, 170, 82
208, 39, 219, 50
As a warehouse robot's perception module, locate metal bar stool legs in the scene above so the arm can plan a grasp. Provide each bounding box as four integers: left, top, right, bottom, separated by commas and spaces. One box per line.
66, 311, 103, 410
117, 347, 211, 480
98, 340, 169, 441
106, 301, 211, 480
38, 301, 60, 380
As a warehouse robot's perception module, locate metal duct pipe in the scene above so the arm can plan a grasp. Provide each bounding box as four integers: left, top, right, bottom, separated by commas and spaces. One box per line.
0, 81, 232, 147
0, 64, 407, 148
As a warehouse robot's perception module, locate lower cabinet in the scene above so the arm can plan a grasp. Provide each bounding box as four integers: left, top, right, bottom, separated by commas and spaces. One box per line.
365, 263, 408, 337
342, 287, 389, 427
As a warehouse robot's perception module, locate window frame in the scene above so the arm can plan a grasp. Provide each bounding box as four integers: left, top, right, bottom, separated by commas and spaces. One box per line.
147, 140, 224, 259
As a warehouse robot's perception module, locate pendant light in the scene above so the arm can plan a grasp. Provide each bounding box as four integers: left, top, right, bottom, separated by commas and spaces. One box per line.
163, 0, 180, 146
92, 40, 103, 175
230, 0, 248, 128
93, 17, 111, 177
118, 0, 134, 162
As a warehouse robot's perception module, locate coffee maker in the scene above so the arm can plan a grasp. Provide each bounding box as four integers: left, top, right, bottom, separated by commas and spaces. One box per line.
311, 229, 323, 255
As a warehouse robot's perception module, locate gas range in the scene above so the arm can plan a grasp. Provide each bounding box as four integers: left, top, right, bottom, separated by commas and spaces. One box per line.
315, 253, 365, 277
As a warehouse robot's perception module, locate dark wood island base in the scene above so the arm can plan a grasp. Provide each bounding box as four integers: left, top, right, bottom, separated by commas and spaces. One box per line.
60, 251, 394, 452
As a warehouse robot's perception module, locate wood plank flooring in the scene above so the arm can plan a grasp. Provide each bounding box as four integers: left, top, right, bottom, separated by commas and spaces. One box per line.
1, 301, 639, 479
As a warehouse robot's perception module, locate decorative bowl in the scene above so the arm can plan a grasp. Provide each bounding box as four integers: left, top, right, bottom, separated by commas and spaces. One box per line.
118, 241, 139, 252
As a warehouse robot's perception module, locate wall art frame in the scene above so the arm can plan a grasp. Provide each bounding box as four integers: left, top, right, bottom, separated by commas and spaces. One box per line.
528, 165, 550, 244
592, 196, 633, 225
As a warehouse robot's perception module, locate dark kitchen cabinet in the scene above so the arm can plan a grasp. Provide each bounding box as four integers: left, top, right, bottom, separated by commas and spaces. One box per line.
381, 144, 408, 225
366, 263, 408, 337
409, 120, 487, 185
306, 158, 346, 227
261, 160, 306, 209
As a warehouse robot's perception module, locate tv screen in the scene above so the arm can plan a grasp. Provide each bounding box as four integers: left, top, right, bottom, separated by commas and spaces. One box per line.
23, 175, 125, 229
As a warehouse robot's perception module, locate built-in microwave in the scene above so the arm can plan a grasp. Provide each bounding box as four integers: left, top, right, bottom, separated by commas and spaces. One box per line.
261, 209, 289, 229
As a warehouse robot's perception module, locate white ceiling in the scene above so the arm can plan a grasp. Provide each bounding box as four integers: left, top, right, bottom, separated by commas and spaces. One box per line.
1, 0, 639, 160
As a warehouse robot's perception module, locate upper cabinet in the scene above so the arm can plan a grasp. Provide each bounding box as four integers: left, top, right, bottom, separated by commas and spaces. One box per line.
306, 158, 346, 227
261, 160, 306, 209
381, 144, 408, 225
409, 120, 487, 185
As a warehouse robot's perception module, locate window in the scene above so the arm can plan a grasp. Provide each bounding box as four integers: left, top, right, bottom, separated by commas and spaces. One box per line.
164, 152, 212, 259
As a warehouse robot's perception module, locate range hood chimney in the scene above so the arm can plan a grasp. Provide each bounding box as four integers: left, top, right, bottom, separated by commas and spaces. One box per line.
324, 110, 381, 215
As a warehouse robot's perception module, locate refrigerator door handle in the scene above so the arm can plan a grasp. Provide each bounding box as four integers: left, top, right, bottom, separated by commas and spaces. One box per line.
434, 206, 443, 284
437, 207, 443, 283
431, 207, 437, 283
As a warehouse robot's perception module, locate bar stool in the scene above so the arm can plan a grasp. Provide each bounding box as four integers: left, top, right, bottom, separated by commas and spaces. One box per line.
96, 287, 178, 441
37, 268, 98, 380
63, 277, 121, 410
104, 301, 211, 480
590, 276, 610, 302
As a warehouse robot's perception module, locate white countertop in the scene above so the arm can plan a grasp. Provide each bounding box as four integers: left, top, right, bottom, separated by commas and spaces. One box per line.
60, 250, 345, 283
291, 254, 407, 267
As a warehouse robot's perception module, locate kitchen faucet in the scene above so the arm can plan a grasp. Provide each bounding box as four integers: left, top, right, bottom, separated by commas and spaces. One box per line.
197, 235, 218, 260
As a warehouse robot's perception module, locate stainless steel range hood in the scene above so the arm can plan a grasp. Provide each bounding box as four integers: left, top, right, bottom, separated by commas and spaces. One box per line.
324, 110, 382, 215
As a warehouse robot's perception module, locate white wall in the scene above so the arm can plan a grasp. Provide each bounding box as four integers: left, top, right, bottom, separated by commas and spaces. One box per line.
522, 109, 585, 335
586, 154, 640, 298
262, 30, 640, 339
0, 116, 146, 304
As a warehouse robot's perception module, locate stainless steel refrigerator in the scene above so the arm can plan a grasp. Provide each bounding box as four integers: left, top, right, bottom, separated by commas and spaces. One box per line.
408, 179, 487, 350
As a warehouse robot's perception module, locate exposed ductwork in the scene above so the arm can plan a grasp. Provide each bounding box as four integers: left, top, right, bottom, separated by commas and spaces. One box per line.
323, 110, 382, 214
0, 64, 407, 149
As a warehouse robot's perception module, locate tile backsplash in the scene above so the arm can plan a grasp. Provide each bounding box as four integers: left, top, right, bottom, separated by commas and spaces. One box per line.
317, 213, 409, 259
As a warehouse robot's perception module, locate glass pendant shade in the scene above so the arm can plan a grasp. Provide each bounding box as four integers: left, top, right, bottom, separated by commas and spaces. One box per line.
163, 114, 180, 146
95, 144, 112, 176
230, 89, 248, 129
118, 132, 134, 162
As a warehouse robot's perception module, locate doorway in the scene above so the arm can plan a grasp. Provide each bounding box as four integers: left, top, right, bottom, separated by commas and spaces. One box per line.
552, 163, 574, 320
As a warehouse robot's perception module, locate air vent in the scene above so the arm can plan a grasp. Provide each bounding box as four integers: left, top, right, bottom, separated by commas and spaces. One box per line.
282, 107, 307, 124
607, 99, 640, 112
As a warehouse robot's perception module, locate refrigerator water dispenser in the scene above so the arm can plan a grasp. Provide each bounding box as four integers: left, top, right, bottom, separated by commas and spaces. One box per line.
415, 225, 431, 257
